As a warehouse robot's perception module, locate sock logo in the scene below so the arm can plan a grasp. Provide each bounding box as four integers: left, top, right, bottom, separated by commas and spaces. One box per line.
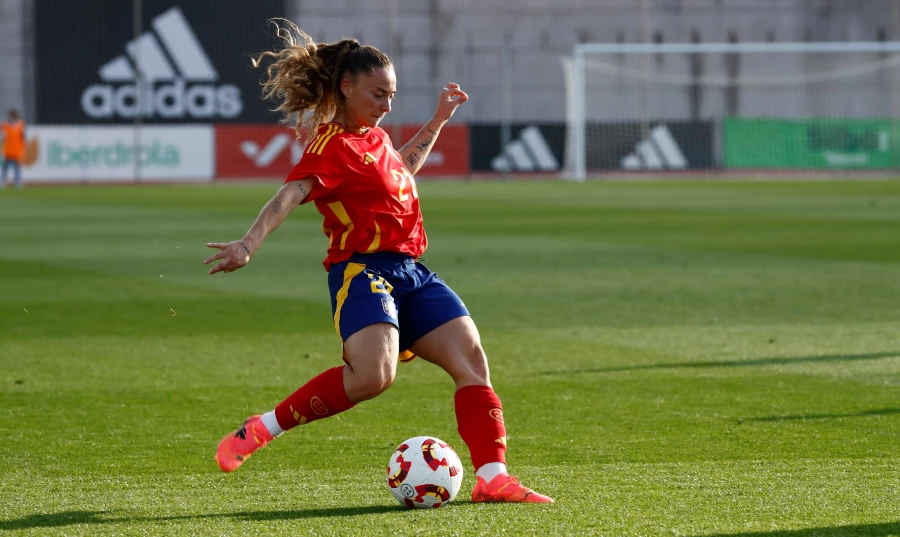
289, 405, 308, 424
489, 409, 504, 423
310, 396, 328, 416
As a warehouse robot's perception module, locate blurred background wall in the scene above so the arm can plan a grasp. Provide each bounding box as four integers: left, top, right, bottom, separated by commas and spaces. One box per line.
2, 0, 898, 124
289, 0, 900, 124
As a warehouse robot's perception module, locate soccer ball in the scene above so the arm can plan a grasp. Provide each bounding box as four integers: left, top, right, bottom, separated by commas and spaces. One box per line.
386, 436, 464, 509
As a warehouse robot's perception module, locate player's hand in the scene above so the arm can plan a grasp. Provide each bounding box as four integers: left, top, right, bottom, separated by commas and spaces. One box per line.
433, 82, 468, 122
203, 240, 253, 275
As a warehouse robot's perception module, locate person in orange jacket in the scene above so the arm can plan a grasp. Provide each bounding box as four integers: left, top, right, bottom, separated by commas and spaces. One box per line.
1, 109, 26, 189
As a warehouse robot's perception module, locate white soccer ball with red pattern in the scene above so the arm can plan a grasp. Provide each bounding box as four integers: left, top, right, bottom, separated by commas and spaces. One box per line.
386, 436, 464, 509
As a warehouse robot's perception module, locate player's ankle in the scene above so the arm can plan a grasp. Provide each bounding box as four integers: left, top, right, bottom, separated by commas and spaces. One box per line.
476, 462, 507, 482
260, 411, 284, 437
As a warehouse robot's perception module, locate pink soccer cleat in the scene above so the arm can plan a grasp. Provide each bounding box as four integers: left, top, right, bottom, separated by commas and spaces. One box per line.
471, 474, 554, 503
215, 415, 274, 473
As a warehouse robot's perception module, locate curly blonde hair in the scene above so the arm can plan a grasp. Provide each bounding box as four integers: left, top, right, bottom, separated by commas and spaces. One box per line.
253, 19, 392, 144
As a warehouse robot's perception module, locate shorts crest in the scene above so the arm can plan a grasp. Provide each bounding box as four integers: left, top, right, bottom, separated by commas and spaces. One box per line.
382, 297, 398, 319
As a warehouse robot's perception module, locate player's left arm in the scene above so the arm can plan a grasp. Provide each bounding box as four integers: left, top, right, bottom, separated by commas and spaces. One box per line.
398, 82, 468, 175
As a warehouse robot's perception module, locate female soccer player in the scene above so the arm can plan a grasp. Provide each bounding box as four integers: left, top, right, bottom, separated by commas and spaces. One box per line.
204, 21, 552, 504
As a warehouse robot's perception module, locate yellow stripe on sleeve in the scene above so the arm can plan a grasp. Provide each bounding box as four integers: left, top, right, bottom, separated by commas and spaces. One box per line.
313, 125, 343, 155
305, 130, 321, 155
333, 262, 366, 337
307, 124, 335, 155
326, 200, 354, 250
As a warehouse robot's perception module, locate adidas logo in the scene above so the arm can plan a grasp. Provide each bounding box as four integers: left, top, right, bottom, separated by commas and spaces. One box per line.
621, 125, 687, 170
491, 125, 559, 172
241, 134, 303, 167
80, 6, 242, 119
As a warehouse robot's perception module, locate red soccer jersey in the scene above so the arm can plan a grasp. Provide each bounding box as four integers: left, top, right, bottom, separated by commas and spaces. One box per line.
285, 122, 427, 271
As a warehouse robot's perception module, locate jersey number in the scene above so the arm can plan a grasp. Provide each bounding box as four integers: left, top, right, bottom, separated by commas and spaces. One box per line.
391, 169, 419, 202
368, 273, 394, 295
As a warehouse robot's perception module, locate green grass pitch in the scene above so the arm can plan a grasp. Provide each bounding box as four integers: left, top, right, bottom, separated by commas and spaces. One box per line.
1, 179, 899, 536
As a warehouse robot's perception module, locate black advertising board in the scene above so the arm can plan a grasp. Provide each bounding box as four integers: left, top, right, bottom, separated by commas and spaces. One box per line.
469, 122, 714, 172
586, 122, 714, 170
35, 0, 284, 124
469, 124, 567, 173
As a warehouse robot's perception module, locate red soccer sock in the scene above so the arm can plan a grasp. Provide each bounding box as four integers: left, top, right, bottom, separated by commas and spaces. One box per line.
274, 366, 356, 432
454, 385, 507, 470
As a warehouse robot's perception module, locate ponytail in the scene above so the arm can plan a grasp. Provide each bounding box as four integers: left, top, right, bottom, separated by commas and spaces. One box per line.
253, 20, 391, 143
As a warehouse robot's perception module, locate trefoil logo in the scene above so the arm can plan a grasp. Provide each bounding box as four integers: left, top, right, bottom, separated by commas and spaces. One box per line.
81, 6, 242, 120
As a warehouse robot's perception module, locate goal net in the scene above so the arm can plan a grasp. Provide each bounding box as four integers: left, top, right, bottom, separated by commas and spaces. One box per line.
565, 42, 900, 179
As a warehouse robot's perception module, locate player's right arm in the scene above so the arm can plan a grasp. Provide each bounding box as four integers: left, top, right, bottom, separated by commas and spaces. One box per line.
203, 177, 314, 275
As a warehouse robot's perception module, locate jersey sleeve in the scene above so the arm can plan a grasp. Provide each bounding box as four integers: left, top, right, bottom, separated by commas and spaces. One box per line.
285, 133, 348, 204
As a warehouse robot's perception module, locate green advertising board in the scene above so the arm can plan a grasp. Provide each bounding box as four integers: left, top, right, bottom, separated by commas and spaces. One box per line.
724, 118, 900, 169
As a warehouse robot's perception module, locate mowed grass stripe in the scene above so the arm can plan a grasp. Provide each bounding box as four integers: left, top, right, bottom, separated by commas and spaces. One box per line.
0, 181, 898, 535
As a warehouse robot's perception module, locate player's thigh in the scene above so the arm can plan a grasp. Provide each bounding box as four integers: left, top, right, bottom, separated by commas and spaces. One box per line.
329, 261, 399, 342
329, 260, 403, 399
396, 267, 469, 353
409, 316, 490, 388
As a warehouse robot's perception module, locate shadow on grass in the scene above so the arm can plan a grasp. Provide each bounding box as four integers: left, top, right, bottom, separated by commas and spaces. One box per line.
746, 407, 900, 422
152, 505, 407, 523
694, 520, 900, 537
0, 505, 405, 530
542, 351, 899, 375
0, 511, 111, 530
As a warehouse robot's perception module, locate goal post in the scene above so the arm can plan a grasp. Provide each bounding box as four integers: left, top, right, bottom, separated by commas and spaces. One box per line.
566, 41, 900, 181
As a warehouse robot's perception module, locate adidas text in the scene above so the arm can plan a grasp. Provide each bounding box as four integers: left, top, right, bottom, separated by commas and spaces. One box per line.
82, 80, 242, 119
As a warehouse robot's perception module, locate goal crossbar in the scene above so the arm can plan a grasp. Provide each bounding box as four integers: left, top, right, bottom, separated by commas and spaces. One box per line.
575, 42, 900, 56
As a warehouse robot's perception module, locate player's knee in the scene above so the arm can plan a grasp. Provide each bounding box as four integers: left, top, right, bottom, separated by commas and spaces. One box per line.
461, 343, 490, 384
354, 362, 396, 401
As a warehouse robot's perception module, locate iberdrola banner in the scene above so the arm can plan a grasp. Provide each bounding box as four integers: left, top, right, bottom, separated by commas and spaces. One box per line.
724, 118, 900, 169
22, 125, 214, 182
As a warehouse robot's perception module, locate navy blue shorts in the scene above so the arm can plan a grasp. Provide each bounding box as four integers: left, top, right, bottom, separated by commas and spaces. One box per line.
328, 252, 470, 355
